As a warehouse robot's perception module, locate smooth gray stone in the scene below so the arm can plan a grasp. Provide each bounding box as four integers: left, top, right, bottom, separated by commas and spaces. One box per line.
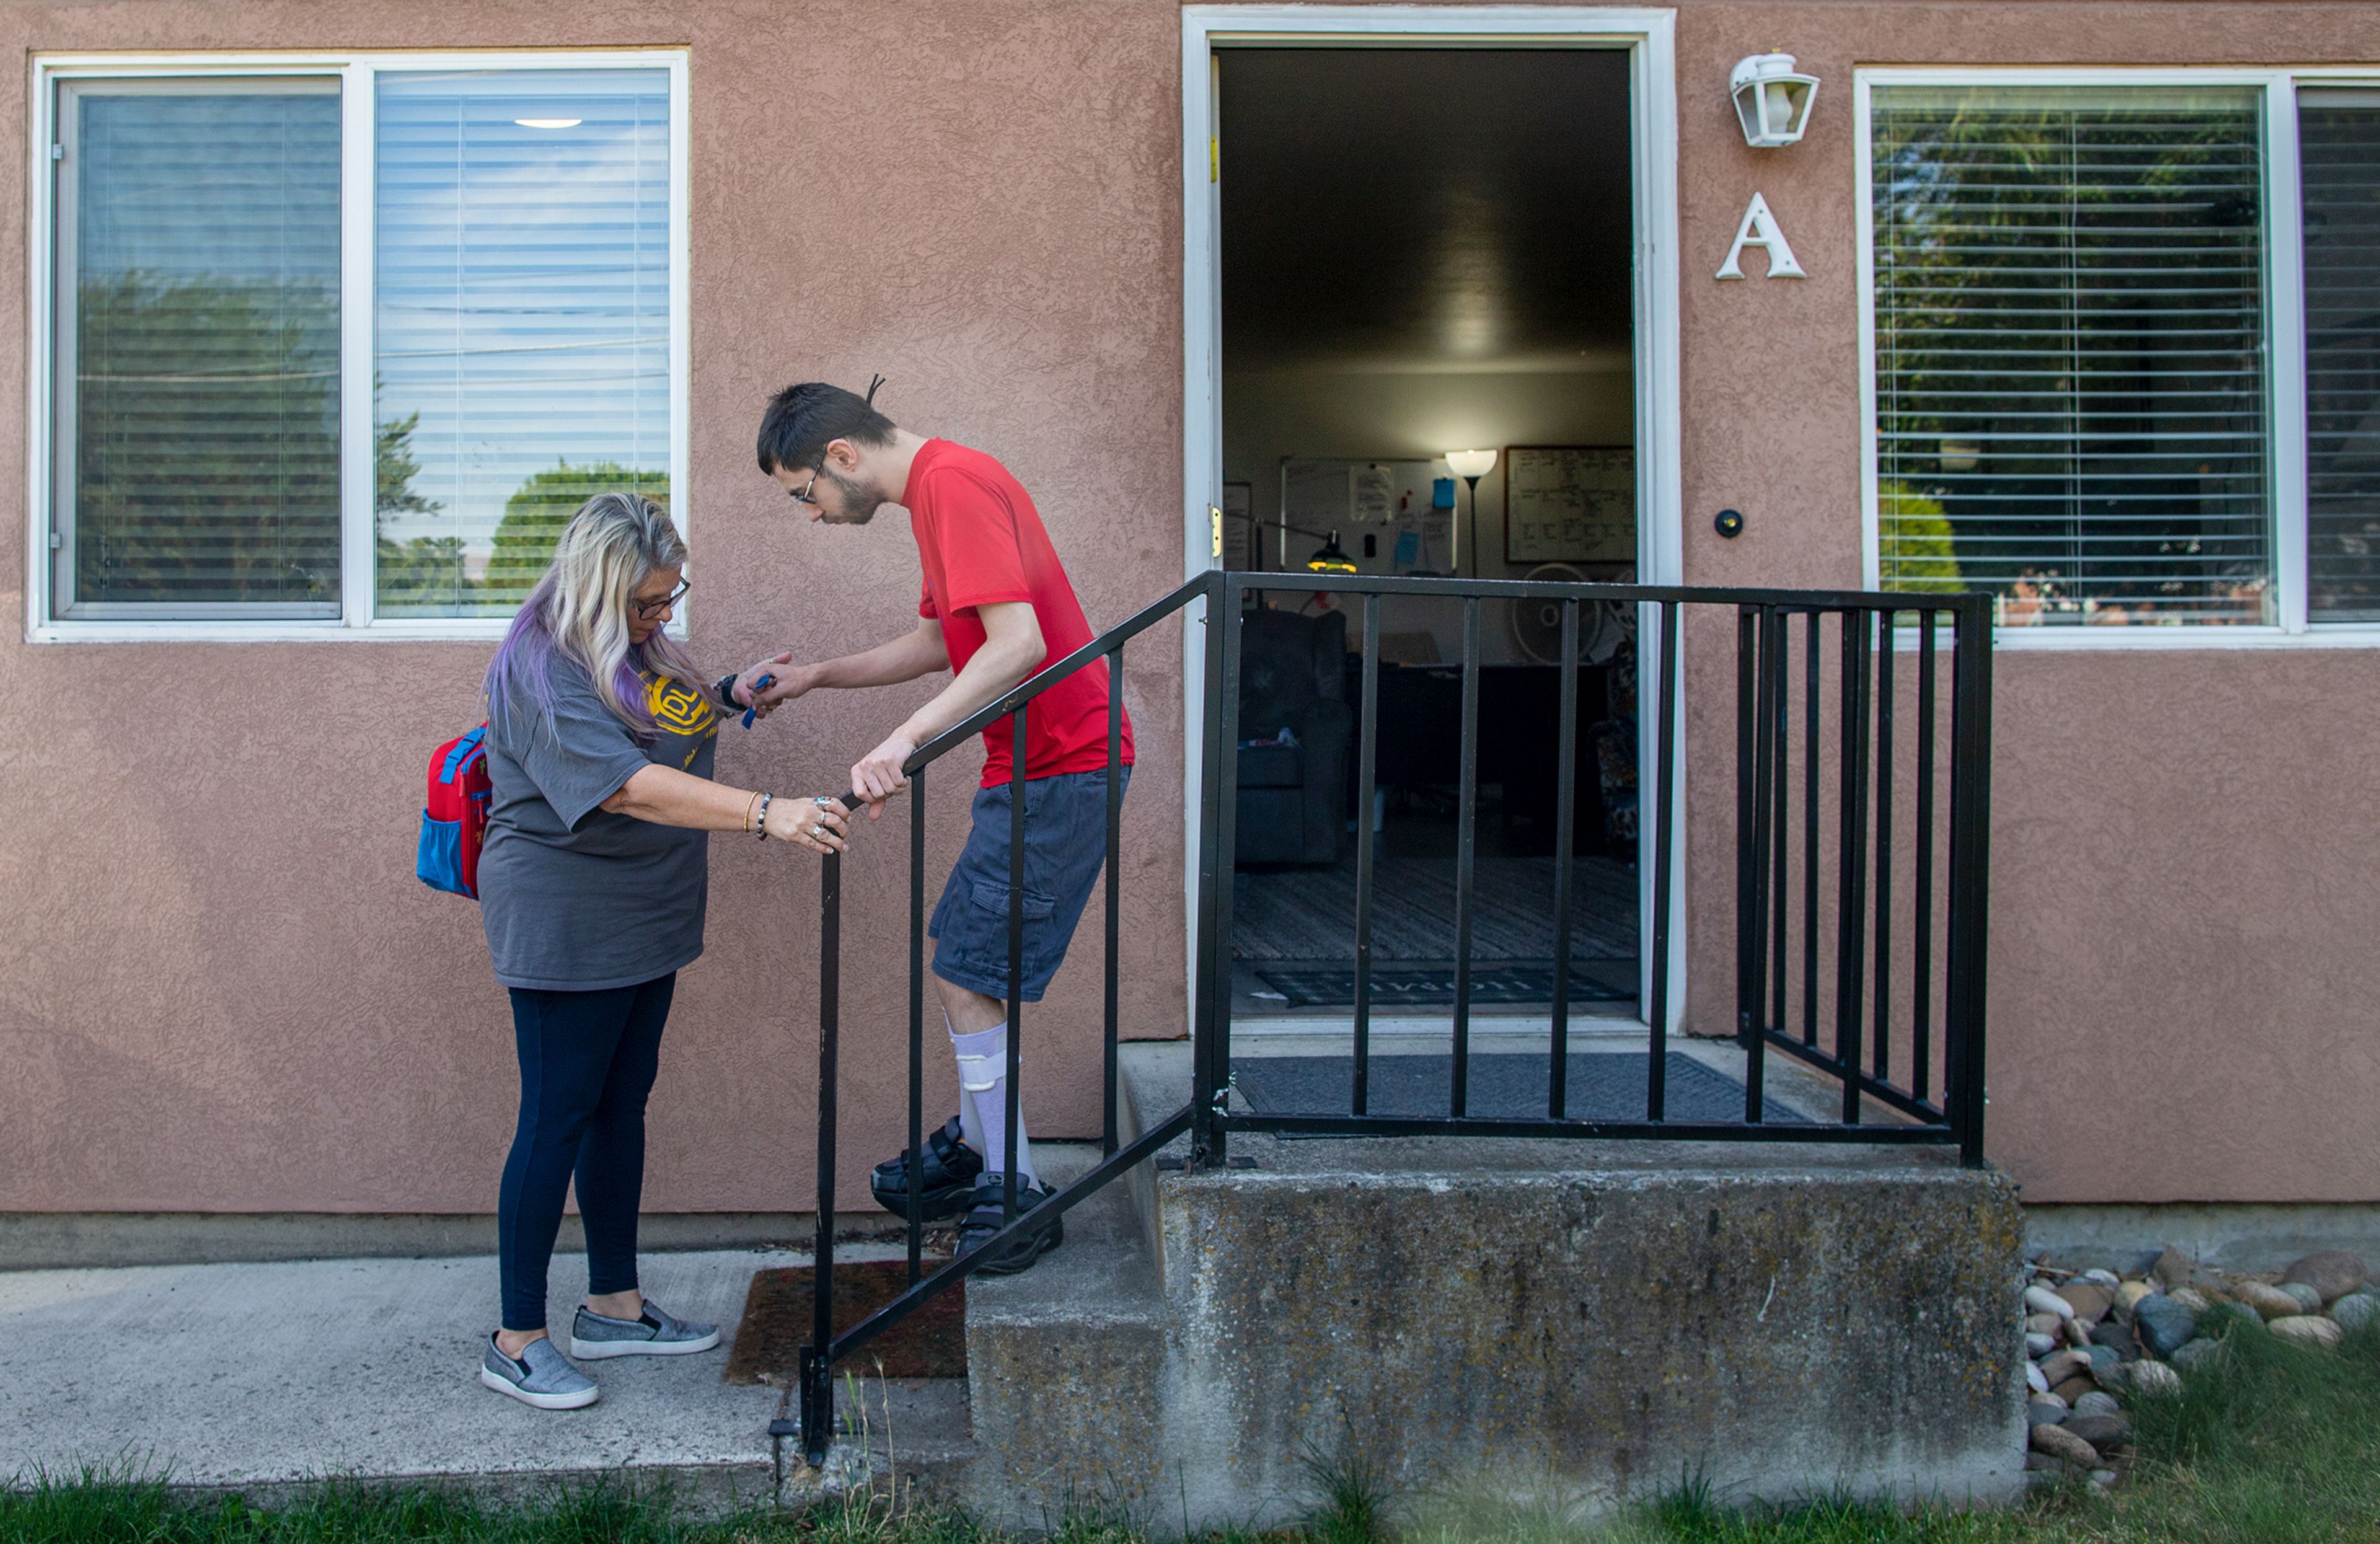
2132, 1294, 2198, 1357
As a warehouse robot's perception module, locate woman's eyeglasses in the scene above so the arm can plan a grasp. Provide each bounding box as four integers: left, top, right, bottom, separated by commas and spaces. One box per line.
633, 580, 690, 620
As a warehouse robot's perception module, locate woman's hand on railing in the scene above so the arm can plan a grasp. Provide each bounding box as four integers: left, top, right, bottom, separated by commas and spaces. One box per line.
850, 733, 918, 820
763, 794, 853, 854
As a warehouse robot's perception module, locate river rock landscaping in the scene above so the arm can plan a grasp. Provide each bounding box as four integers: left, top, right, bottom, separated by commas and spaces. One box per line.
2021, 1245, 2378, 1488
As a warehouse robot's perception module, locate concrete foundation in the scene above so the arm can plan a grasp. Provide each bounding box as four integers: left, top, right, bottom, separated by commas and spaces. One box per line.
940, 1044, 2028, 1527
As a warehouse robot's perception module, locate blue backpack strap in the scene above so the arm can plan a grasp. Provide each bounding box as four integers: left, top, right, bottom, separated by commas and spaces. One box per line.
442, 724, 488, 784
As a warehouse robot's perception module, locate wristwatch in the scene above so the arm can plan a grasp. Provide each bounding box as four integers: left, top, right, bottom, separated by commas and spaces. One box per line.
713, 671, 742, 707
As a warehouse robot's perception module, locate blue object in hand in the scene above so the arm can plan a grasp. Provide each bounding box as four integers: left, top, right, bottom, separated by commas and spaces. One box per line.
742, 675, 774, 729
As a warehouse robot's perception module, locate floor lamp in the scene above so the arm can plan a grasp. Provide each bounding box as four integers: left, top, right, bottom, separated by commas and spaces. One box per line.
1445, 449, 1498, 575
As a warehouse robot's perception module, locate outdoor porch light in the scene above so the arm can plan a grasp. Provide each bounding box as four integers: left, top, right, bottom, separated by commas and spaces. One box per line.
1305, 530, 1359, 575
1730, 53, 1818, 148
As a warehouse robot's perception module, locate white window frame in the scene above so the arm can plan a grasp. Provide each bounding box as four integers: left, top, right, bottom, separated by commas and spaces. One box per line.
1858, 65, 2380, 651
24, 49, 692, 643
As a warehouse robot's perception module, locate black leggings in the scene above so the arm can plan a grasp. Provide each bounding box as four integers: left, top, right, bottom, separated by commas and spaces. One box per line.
498, 973, 675, 1331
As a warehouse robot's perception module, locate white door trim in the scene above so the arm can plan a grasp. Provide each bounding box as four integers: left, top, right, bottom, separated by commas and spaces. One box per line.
1178, 6, 1685, 1036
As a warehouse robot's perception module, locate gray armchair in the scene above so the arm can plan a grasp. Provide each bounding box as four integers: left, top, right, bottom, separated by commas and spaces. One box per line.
1235, 607, 1354, 866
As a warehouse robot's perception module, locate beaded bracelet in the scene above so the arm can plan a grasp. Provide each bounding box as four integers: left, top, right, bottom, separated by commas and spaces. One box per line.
756, 792, 774, 841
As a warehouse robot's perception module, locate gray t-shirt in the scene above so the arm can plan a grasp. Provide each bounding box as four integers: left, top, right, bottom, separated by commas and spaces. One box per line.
478, 653, 721, 991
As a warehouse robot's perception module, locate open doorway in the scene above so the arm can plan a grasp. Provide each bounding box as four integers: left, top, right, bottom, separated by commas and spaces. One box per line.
1213, 44, 1646, 1028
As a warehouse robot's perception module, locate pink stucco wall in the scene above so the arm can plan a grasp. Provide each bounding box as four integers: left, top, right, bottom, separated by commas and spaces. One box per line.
1674, 2, 2380, 1203
0, 0, 1187, 1216
4, 0, 2378, 1217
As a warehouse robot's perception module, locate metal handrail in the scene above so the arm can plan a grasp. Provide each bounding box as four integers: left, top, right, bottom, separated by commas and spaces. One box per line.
788, 574, 1215, 1466
789, 567, 1994, 1468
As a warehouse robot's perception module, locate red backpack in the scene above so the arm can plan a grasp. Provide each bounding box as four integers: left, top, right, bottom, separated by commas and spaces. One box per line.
417, 726, 491, 898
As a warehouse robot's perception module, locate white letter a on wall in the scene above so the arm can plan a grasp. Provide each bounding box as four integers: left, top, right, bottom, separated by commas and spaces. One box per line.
1716, 192, 1806, 280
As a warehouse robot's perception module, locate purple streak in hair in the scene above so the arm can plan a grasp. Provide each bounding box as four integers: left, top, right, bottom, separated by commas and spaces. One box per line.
483, 568, 661, 741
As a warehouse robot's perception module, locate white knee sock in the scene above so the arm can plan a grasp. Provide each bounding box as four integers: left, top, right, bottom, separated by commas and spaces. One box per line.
949, 1020, 1035, 1188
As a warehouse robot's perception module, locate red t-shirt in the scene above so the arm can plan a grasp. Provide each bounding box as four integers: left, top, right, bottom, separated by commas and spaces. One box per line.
906, 439, 1135, 787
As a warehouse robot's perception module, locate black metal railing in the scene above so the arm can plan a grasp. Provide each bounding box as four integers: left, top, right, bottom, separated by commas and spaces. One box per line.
786, 569, 1993, 1467
781, 574, 1209, 1467
1193, 573, 1991, 1158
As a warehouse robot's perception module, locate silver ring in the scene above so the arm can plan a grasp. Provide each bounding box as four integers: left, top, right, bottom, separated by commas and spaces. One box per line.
814, 795, 838, 811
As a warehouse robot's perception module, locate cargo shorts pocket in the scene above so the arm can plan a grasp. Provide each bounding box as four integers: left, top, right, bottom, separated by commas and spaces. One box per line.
968, 881, 1057, 924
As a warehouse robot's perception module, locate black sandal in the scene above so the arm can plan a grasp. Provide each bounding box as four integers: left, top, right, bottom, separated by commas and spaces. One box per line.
868, 1116, 985, 1221
956, 1176, 1062, 1276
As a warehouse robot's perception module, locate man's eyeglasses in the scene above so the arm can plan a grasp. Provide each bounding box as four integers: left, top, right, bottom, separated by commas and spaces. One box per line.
788, 467, 821, 507
633, 579, 690, 620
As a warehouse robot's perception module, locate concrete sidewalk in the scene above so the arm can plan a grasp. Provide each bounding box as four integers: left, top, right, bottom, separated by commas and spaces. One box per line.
0, 1245, 844, 1504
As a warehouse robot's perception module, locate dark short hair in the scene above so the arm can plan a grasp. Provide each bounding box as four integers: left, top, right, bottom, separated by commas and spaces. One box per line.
756, 376, 896, 475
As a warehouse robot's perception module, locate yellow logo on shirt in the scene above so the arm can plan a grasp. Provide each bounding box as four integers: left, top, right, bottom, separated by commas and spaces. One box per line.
645, 676, 720, 764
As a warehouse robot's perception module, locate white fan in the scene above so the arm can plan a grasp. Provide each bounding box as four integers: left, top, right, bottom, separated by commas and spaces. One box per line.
1509, 563, 1630, 666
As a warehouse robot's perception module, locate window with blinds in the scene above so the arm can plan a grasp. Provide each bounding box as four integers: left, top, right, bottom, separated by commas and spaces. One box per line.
54, 80, 343, 618
40, 58, 677, 632
2301, 90, 2380, 624
1872, 87, 2273, 627
374, 69, 672, 618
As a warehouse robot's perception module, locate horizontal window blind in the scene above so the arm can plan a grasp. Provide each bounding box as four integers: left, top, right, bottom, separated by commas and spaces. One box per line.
2300, 90, 2380, 624
374, 69, 672, 618
56, 80, 342, 619
1872, 86, 2273, 627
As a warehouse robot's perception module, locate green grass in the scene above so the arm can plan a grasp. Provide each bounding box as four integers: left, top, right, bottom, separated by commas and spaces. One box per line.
10, 1321, 2380, 1544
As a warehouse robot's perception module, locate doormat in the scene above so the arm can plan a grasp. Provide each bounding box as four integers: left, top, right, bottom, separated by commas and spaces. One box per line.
1232, 1051, 1807, 1126
1251, 962, 1635, 1009
723, 1258, 966, 1385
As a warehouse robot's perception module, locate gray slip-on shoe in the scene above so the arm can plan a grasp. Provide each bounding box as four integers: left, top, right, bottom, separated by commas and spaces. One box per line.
568, 1299, 721, 1359
479, 1333, 599, 1409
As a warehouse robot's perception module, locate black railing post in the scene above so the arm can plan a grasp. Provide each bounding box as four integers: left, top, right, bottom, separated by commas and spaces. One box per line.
1452, 596, 1481, 1117
1647, 601, 1678, 1120
1743, 607, 1781, 1123
1913, 609, 1939, 1105
1203, 575, 1244, 1167
1735, 609, 1756, 1053
1005, 707, 1027, 1221
1549, 598, 1579, 1119
1872, 611, 1896, 1086
1189, 576, 1228, 1163
1353, 595, 1380, 1116
1802, 609, 1822, 1048
1946, 595, 1993, 1167
1769, 609, 1792, 1057
802, 842, 843, 1468
1835, 609, 1872, 1125
907, 767, 926, 1286
1104, 647, 1124, 1157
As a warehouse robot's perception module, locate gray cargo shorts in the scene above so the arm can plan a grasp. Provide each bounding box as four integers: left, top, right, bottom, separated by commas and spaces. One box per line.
929, 766, 1129, 1003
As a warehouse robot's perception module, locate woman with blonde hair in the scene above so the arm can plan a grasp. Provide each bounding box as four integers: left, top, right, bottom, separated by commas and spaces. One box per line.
474, 492, 847, 1410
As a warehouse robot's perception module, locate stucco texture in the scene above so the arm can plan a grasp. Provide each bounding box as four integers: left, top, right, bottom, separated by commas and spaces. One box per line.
0, 0, 1185, 1214
6, 0, 2380, 1217
1673, 2, 2380, 1204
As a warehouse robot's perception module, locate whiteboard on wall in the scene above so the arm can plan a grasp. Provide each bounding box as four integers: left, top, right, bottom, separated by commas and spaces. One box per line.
1504, 446, 1636, 564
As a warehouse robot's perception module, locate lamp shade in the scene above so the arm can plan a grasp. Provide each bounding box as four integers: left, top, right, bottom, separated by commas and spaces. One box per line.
1305, 530, 1359, 575
1445, 449, 1497, 480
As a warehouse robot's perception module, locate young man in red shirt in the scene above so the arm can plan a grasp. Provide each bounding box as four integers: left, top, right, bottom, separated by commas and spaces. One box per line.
734, 381, 1132, 1276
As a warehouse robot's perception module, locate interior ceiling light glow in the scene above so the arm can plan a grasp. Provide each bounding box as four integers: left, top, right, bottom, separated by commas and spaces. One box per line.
514, 118, 583, 129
